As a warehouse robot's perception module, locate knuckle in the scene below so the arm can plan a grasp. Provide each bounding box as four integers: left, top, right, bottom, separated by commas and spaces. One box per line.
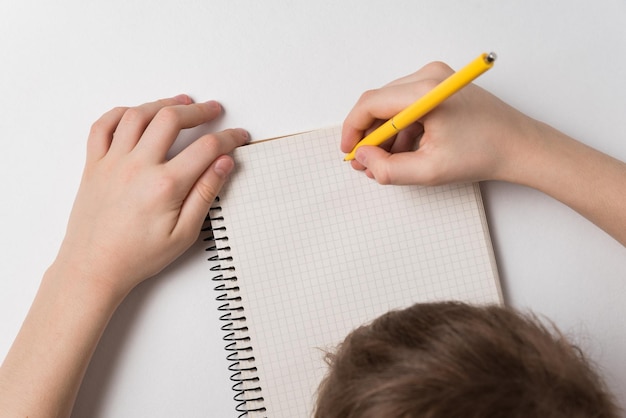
154, 106, 181, 126
116, 157, 143, 184
90, 107, 126, 135
121, 107, 146, 124
89, 118, 107, 136
112, 106, 128, 114
197, 133, 221, 154
412, 78, 440, 97
154, 173, 179, 198
358, 89, 378, 104
157, 97, 175, 107
424, 61, 454, 77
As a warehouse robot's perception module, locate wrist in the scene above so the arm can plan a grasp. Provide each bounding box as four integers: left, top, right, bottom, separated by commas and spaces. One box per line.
44, 257, 130, 309
50, 240, 137, 302
493, 115, 552, 187
496, 117, 590, 200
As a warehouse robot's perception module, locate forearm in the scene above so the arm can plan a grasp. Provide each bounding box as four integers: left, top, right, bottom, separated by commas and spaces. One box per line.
0, 96, 245, 417
341, 62, 625, 244
508, 120, 626, 246
0, 263, 125, 417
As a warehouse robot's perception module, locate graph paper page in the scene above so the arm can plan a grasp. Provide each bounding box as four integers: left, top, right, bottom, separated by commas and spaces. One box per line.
212, 126, 501, 417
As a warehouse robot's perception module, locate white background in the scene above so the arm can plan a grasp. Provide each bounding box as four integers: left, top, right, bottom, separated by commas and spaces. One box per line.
1, 1, 625, 416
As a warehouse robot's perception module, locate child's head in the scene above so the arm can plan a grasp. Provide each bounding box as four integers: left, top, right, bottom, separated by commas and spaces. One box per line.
315, 302, 618, 418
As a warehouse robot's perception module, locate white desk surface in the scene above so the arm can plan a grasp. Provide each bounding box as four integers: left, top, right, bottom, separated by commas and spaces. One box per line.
1, 1, 625, 416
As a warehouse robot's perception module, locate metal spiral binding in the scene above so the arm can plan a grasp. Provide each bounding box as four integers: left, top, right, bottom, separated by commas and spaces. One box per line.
204, 198, 267, 417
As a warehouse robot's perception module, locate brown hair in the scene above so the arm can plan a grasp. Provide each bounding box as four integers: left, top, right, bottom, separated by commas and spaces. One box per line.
315, 302, 619, 418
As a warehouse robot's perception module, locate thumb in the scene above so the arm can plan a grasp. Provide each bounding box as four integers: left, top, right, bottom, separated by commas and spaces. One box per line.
355, 146, 431, 185
177, 155, 235, 237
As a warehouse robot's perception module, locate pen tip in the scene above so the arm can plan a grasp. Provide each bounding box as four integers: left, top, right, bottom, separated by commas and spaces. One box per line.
486, 52, 497, 63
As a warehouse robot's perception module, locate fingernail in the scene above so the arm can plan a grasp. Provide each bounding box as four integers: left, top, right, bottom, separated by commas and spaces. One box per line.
237, 128, 250, 143
213, 156, 235, 178
355, 148, 367, 164
205, 100, 221, 111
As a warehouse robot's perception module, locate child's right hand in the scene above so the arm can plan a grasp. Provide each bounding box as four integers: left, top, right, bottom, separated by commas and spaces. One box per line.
343, 61, 626, 246
341, 61, 540, 186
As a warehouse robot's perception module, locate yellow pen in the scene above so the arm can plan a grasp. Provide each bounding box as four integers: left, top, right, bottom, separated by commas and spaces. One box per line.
344, 52, 497, 161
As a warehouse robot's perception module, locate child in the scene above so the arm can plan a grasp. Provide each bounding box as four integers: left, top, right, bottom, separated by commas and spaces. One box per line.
313, 60, 626, 417
315, 302, 618, 417
313, 61, 625, 417
340, 61, 626, 246
1, 61, 624, 416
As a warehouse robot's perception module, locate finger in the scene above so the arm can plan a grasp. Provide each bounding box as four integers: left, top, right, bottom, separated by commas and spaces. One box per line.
360, 123, 420, 161
389, 122, 424, 154
135, 100, 224, 162
174, 154, 235, 242
383, 61, 454, 88
344, 119, 384, 171
364, 167, 376, 180
350, 158, 367, 171
355, 146, 436, 186
341, 83, 436, 154
86, 106, 128, 163
108, 94, 193, 156
167, 128, 249, 191
341, 62, 454, 154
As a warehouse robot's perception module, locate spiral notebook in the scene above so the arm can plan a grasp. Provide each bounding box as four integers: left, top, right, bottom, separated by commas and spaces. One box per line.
206, 126, 501, 417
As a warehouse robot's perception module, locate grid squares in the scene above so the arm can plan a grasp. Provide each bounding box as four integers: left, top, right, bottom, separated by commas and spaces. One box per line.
215, 126, 500, 417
